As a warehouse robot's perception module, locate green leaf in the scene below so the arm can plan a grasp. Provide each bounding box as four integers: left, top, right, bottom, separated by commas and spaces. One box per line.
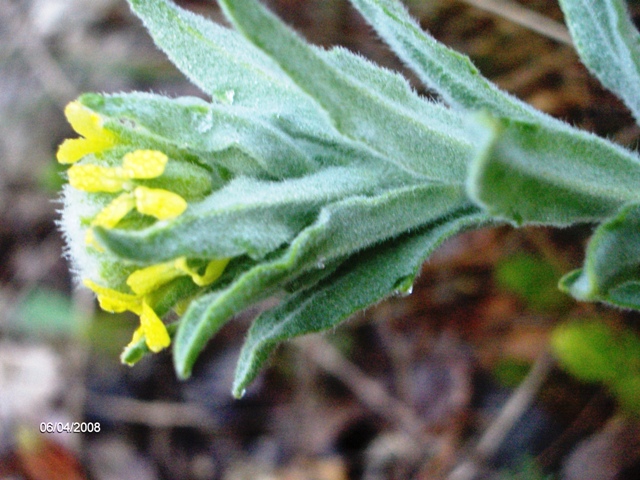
347, 0, 540, 120
126, 0, 473, 183
95, 164, 416, 263
321, 47, 470, 142
559, 0, 640, 123
551, 320, 630, 384
551, 319, 640, 413
216, 0, 473, 182
560, 202, 640, 309
612, 375, 640, 414
173, 185, 472, 378
82, 92, 319, 179
232, 210, 489, 396
347, 0, 640, 226
495, 253, 569, 313
467, 114, 640, 226
121, 322, 179, 365
126, 0, 365, 175
127, 0, 318, 111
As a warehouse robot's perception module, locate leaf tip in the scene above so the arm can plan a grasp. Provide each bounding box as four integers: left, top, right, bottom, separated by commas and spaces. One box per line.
559, 268, 597, 301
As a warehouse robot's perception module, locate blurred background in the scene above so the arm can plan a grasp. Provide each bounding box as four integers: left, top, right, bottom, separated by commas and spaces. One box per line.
1, 0, 639, 479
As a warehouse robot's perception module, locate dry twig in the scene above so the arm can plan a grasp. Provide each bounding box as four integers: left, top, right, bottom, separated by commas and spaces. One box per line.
87, 393, 218, 430
294, 336, 437, 443
461, 0, 572, 45
447, 349, 555, 480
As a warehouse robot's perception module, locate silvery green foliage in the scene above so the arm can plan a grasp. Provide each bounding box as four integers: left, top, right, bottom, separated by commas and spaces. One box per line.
75, 0, 640, 395
558, 0, 640, 123
560, 203, 640, 309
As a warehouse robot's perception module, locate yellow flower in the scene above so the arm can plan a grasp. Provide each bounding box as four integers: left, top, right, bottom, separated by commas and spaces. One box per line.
174, 257, 230, 287
83, 279, 142, 314
126, 259, 186, 296
67, 150, 188, 243
84, 279, 170, 353
68, 150, 169, 193
121, 149, 168, 178
83, 256, 229, 354
127, 257, 230, 294
138, 302, 171, 353
92, 193, 137, 229
57, 101, 118, 164
134, 186, 188, 220
68, 164, 127, 193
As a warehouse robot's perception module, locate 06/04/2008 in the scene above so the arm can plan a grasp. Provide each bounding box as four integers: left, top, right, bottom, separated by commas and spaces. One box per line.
39, 422, 101, 433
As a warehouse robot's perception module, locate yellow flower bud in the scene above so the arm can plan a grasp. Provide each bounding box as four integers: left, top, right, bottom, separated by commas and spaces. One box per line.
175, 257, 231, 286
121, 150, 168, 178
68, 164, 126, 193
134, 186, 188, 220
83, 279, 142, 315
92, 193, 137, 229
126, 260, 184, 296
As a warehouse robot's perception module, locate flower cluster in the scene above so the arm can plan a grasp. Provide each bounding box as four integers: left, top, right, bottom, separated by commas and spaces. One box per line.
58, 101, 228, 353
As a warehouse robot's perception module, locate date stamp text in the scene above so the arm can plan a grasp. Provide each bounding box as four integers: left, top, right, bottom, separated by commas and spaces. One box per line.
39, 422, 101, 433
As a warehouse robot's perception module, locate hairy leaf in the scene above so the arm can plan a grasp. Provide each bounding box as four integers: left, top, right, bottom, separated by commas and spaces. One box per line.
347, 0, 540, 120
217, 0, 473, 182
559, 0, 640, 122
94, 163, 419, 263
83, 92, 318, 179
467, 115, 640, 226
232, 210, 489, 396
560, 203, 640, 309
173, 185, 470, 377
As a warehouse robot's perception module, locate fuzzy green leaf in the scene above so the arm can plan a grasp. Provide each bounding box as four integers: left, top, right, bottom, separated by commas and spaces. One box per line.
94, 163, 418, 263
173, 185, 471, 378
128, 0, 476, 183
559, 0, 640, 123
127, 0, 319, 112
216, 0, 473, 182
347, 0, 540, 120
467, 114, 640, 226
232, 210, 489, 396
560, 202, 640, 309
82, 91, 319, 179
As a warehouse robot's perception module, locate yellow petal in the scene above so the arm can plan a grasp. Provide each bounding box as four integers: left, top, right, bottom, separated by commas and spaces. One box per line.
134, 186, 187, 220
175, 257, 230, 287
140, 301, 170, 353
83, 279, 142, 314
68, 164, 125, 193
126, 260, 184, 296
122, 150, 168, 179
86, 192, 135, 248
65, 101, 105, 139
57, 138, 106, 164
58, 102, 117, 164
92, 193, 136, 228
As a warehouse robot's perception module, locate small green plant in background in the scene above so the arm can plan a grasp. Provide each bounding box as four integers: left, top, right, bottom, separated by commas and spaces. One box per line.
56, 0, 640, 399
495, 253, 570, 313
552, 319, 640, 414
